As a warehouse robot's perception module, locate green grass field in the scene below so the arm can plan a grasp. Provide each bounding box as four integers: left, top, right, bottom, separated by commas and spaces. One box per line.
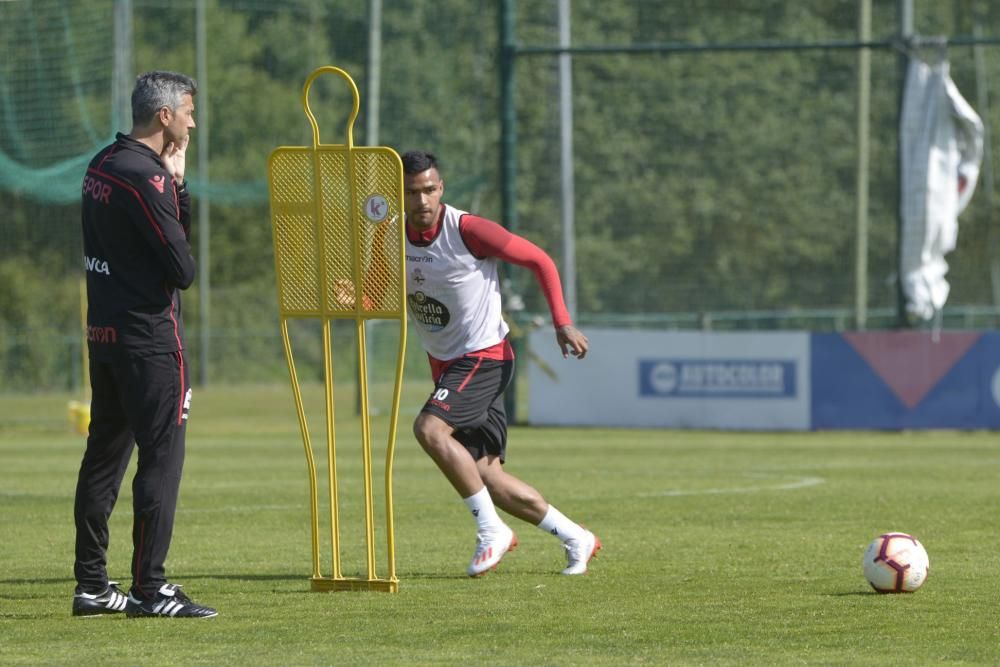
2, 385, 1000, 665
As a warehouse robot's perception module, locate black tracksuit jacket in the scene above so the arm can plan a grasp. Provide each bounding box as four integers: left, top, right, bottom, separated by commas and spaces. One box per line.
81, 133, 195, 359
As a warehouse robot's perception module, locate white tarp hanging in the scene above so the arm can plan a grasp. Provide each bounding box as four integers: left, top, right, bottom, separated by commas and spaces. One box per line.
900, 57, 984, 322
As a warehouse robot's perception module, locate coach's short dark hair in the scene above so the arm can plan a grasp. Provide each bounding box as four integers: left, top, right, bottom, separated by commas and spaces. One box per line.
401, 150, 439, 175
131, 71, 198, 126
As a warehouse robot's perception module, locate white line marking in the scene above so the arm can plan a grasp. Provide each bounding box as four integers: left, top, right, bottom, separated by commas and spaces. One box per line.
638, 475, 825, 498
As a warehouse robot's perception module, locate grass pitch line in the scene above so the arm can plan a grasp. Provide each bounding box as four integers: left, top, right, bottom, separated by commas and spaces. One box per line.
638, 474, 824, 498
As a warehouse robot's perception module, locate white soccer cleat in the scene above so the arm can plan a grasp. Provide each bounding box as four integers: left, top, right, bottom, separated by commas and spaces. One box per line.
467, 524, 518, 577
562, 530, 601, 575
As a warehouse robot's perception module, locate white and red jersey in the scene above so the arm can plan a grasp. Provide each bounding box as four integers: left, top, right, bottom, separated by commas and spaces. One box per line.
405, 203, 572, 368
406, 204, 508, 360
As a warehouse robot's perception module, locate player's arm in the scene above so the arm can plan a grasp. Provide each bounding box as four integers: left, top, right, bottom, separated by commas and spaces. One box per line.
126, 170, 197, 290
460, 215, 589, 359
161, 136, 193, 239
175, 180, 193, 240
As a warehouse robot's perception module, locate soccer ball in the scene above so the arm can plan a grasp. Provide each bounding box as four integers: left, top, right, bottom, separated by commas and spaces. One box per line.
862, 532, 930, 593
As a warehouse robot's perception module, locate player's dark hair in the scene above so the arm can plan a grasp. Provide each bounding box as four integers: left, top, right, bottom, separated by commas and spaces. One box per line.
401, 150, 439, 175
131, 71, 198, 127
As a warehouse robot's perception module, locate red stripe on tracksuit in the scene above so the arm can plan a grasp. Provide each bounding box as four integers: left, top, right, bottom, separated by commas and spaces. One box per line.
87, 167, 168, 244
174, 351, 186, 425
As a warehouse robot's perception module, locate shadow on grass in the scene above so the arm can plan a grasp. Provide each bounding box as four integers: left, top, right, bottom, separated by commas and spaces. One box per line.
0, 573, 304, 590
0, 570, 538, 597
0, 577, 76, 586
183, 572, 480, 583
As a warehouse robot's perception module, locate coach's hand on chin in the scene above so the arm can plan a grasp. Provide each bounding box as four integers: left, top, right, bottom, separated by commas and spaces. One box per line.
161, 134, 189, 184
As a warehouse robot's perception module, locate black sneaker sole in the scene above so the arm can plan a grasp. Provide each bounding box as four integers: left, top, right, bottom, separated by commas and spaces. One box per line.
72, 607, 126, 617
125, 585, 218, 618
72, 590, 129, 617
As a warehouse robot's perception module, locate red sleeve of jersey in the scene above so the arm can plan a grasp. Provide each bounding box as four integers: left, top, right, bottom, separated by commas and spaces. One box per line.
459, 215, 572, 329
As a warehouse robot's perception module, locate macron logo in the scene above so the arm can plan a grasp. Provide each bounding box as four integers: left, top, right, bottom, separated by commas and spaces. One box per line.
149, 174, 165, 193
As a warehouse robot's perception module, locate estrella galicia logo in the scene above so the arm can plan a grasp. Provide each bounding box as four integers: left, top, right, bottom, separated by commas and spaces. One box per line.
639, 359, 796, 398
407, 291, 450, 331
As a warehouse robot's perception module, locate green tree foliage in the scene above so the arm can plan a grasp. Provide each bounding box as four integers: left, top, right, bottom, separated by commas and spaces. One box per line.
3, 0, 1000, 391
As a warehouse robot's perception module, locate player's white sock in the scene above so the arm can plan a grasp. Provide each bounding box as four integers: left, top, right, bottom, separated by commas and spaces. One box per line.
463, 486, 504, 531
537, 504, 586, 543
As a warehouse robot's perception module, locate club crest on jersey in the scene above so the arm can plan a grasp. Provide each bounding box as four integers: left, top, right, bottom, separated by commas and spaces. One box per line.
407, 291, 450, 331
149, 174, 165, 193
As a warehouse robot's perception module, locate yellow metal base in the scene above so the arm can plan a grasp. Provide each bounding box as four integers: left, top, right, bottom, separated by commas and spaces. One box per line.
310, 577, 399, 593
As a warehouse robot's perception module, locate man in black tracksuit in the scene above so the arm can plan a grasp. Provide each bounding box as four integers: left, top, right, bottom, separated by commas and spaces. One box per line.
72, 71, 215, 618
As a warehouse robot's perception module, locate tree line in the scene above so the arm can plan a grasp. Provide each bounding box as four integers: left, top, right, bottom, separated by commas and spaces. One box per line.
2, 0, 999, 391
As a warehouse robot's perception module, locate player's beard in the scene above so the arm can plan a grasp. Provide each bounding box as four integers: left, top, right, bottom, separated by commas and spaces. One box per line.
410, 208, 434, 229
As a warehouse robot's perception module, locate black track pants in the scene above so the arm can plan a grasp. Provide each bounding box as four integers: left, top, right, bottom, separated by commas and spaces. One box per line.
73, 350, 190, 597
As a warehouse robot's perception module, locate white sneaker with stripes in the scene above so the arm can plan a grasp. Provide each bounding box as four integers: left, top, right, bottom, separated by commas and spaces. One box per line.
72, 581, 129, 617
126, 583, 217, 618
561, 529, 601, 575
467, 523, 518, 577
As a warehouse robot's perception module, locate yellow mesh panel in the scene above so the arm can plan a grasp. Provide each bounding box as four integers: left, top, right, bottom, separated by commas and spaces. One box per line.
269, 151, 321, 315
267, 146, 404, 320
319, 151, 353, 314
353, 149, 404, 314
274, 213, 321, 314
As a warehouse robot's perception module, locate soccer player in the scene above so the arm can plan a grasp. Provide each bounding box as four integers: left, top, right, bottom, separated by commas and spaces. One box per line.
72, 71, 216, 618
402, 150, 600, 576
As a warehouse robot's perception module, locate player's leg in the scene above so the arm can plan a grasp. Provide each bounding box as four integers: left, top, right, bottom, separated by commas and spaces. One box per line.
73, 359, 136, 615
474, 398, 601, 575
413, 413, 517, 576
119, 352, 186, 598
120, 351, 215, 617
414, 357, 517, 576
475, 454, 546, 523
412, 412, 485, 498
477, 449, 600, 575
